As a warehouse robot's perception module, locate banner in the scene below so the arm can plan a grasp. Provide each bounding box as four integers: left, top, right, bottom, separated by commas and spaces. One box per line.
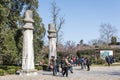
100, 50, 113, 59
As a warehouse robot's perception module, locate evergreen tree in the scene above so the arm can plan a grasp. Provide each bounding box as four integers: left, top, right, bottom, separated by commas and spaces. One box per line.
24, 0, 46, 62
0, 28, 18, 65
111, 36, 117, 45
0, 0, 46, 65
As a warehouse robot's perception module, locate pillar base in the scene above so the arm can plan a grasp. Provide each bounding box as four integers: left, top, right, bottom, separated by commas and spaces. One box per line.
16, 69, 38, 76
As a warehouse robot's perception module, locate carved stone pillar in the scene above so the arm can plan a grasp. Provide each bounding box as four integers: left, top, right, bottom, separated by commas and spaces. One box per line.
21, 10, 37, 75
48, 23, 57, 65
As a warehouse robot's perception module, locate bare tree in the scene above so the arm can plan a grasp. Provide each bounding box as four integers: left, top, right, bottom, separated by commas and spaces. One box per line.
99, 23, 117, 45
64, 40, 76, 54
88, 39, 104, 46
50, 1, 65, 45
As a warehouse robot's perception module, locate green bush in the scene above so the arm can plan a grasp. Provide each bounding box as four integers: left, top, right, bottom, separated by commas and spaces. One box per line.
7, 69, 16, 74
7, 66, 16, 69
0, 65, 21, 75
76, 50, 94, 57
0, 65, 7, 70
90, 57, 97, 64
7, 66, 20, 71
97, 59, 105, 64
0, 65, 21, 70
0, 69, 6, 76
114, 54, 120, 62
44, 58, 48, 64
35, 66, 43, 70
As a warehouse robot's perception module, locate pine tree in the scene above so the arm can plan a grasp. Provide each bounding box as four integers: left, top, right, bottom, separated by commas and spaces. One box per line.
0, 0, 46, 65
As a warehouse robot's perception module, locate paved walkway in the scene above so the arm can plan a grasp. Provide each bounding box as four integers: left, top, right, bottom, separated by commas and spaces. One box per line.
0, 66, 120, 80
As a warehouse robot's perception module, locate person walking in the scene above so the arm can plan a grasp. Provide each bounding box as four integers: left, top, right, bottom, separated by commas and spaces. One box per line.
56, 57, 60, 72
105, 56, 111, 66
51, 56, 57, 76
61, 58, 65, 74
80, 57, 86, 69
62, 56, 73, 77
62, 56, 69, 77
85, 57, 91, 71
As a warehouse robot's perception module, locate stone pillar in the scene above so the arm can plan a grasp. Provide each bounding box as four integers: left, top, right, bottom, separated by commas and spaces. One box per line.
48, 23, 57, 65
21, 10, 36, 75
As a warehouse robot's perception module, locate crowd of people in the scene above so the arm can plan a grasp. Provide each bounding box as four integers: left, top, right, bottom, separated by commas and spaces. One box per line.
49, 55, 91, 77
40, 54, 115, 77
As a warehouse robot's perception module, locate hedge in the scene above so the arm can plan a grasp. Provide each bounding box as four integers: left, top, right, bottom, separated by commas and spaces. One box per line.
0, 69, 6, 76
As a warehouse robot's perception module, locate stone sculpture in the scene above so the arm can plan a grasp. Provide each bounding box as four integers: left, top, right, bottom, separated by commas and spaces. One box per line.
48, 23, 57, 65
21, 10, 36, 75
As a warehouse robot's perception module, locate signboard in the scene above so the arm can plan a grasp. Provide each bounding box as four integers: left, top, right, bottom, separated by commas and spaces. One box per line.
100, 50, 113, 59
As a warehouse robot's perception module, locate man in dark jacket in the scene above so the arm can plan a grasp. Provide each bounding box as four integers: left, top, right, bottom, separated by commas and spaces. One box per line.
85, 57, 91, 71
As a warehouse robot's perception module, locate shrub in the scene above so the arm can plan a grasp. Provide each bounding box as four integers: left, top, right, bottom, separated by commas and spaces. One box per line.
0, 65, 7, 70
76, 50, 94, 57
35, 66, 43, 70
44, 58, 48, 64
97, 59, 105, 64
7, 69, 16, 74
90, 57, 97, 64
0, 69, 6, 76
7, 66, 20, 71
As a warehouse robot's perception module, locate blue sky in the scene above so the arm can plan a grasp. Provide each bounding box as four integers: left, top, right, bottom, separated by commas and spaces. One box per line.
38, 0, 120, 44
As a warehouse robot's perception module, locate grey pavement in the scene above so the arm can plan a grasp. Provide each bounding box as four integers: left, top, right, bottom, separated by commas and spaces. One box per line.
0, 66, 120, 80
